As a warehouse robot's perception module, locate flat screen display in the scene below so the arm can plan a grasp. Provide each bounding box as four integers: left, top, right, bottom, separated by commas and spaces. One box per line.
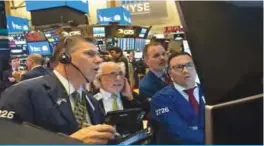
8, 33, 27, 47
43, 29, 60, 43
25, 31, 46, 42
93, 27, 105, 37
27, 41, 51, 56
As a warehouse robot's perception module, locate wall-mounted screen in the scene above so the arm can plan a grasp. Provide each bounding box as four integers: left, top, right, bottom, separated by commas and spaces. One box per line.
25, 31, 46, 42
27, 41, 51, 56
93, 27, 105, 37
139, 28, 147, 38
8, 33, 27, 47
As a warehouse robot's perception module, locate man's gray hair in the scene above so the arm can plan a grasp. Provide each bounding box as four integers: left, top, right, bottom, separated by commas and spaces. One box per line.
93, 61, 126, 88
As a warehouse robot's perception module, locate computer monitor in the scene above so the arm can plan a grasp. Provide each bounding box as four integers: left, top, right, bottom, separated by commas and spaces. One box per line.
176, 1, 263, 105
176, 1, 263, 144
205, 94, 263, 144
27, 41, 52, 56
92, 27, 105, 38
25, 31, 47, 42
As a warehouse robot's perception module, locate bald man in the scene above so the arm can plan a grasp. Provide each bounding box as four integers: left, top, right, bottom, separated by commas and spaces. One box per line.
20, 54, 50, 81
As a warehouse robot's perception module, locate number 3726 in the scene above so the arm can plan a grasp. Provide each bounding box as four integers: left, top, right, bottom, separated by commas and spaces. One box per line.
0, 110, 15, 119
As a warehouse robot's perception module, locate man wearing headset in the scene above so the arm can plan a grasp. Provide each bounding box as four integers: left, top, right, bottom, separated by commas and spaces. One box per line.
0, 36, 115, 144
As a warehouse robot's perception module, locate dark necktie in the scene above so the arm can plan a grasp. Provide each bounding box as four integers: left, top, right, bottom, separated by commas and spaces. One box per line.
184, 88, 199, 115
162, 73, 171, 85
72, 91, 90, 128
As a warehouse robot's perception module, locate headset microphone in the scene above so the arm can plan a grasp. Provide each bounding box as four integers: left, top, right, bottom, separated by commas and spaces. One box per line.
59, 52, 90, 83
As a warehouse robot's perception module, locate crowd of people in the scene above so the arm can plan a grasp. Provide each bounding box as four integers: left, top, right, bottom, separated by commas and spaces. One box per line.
0, 36, 205, 144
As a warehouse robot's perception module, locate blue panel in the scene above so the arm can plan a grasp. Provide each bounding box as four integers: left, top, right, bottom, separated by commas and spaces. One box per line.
25, 0, 89, 14
97, 7, 131, 25
27, 41, 52, 56
6, 16, 29, 33
66, 0, 89, 13
25, 1, 65, 11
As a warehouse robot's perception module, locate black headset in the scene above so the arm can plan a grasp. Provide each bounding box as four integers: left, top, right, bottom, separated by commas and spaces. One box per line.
58, 37, 72, 64
58, 37, 90, 83
59, 52, 72, 64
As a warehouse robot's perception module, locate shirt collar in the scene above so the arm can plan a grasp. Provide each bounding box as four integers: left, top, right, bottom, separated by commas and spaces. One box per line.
53, 70, 75, 95
151, 70, 166, 78
173, 82, 198, 92
100, 88, 120, 101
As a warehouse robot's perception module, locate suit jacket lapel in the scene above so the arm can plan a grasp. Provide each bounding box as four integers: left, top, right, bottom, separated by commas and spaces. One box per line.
42, 73, 77, 126
149, 71, 167, 87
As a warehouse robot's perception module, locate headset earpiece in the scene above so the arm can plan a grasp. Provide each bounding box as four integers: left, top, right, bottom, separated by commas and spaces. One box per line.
59, 52, 71, 64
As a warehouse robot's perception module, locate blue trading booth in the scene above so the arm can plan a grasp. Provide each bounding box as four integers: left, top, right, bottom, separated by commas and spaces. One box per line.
6, 16, 29, 65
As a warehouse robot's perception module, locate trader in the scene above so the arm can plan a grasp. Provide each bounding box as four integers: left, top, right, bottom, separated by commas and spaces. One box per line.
0, 36, 115, 144
151, 52, 205, 144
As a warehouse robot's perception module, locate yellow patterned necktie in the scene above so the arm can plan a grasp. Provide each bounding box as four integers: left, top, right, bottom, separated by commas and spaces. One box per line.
72, 91, 90, 128
111, 93, 119, 111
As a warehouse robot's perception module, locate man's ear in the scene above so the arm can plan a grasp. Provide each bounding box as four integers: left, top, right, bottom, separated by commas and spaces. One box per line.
144, 56, 148, 65
168, 69, 173, 81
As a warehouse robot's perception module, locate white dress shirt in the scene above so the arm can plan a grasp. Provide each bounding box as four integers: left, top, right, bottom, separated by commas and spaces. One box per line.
173, 83, 205, 104
53, 70, 92, 124
99, 88, 124, 114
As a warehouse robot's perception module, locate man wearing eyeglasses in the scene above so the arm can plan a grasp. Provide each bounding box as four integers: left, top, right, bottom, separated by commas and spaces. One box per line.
150, 52, 205, 144
93, 61, 141, 114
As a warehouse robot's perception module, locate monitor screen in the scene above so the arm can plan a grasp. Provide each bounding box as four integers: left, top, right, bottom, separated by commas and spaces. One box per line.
205, 94, 263, 144
93, 27, 105, 37
134, 52, 142, 59
43, 29, 60, 43
177, 1, 263, 105
8, 33, 27, 47
27, 41, 51, 56
25, 31, 47, 42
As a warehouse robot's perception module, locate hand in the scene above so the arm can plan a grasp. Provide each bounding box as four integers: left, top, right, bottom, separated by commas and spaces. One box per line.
70, 124, 115, 144
8, 77, 16, 82
121, 78, 134, 101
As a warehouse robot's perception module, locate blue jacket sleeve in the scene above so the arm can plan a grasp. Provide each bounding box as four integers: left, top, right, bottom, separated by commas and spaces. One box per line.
151, 94, 204, 144
0, 84, 34, 123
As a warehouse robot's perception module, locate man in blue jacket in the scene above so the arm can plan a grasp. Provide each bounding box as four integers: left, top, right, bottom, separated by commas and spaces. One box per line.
139, 42, 169, 99
151, 52, 205, 144
0, 36, 115, 144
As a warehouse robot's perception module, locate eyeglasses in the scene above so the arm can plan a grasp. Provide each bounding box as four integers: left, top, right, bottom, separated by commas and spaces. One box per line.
101, 71, 125, 80
170, 62, 195, 72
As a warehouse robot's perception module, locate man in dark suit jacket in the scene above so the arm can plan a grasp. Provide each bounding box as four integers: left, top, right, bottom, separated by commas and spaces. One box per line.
139, 42, 169, 99
151, 52, 205, 144
20, 54, 51, 81
2, 56, 20, 89
0, 36, 115, 144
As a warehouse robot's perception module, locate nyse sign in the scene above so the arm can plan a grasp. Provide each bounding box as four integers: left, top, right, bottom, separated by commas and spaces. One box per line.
122, 2, 150, 15
117, 29, 135, 35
